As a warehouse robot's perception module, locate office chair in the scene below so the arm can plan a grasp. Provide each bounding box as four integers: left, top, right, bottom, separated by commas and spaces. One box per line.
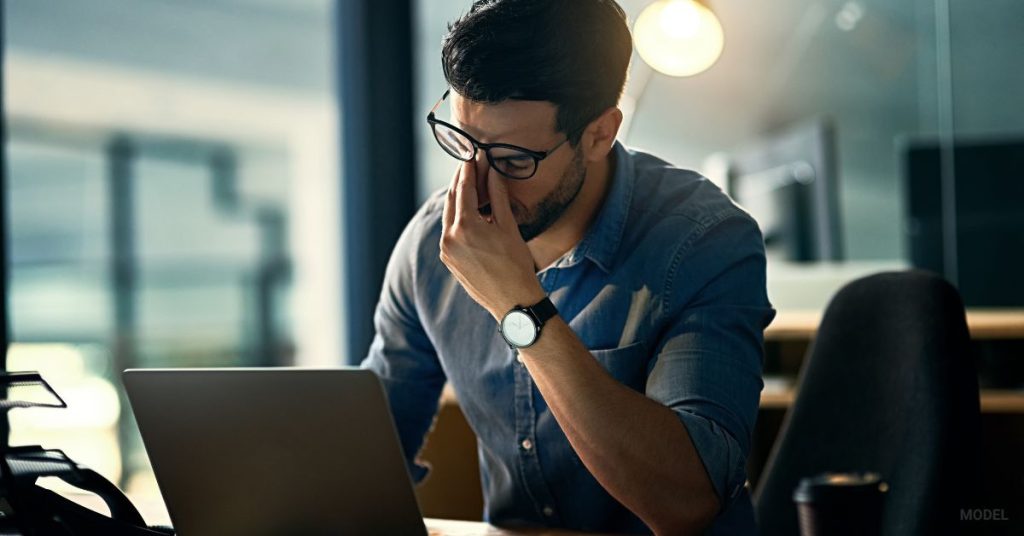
754, 270, 982, 535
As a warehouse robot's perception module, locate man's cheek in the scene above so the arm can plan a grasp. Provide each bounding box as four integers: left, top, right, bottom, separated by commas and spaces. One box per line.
510, 200, 527, 221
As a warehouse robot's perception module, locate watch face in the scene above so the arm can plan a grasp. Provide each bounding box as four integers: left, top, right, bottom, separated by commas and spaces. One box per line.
501, 310, 537, 347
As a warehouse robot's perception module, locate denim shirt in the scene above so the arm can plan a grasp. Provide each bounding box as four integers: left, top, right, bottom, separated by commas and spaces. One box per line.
361, 142, 776, 534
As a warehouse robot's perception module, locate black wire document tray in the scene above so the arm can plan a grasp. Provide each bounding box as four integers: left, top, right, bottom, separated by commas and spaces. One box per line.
0, 372, 68, 411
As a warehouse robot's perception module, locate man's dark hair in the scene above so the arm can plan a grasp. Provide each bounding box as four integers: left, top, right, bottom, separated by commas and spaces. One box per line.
441, 0, 632, 145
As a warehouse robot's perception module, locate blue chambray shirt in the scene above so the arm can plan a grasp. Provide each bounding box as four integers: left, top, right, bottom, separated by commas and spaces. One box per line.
361, 141, 776, 534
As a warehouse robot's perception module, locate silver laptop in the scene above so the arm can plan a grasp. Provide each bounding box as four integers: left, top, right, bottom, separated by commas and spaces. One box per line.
123, 368, 428, 536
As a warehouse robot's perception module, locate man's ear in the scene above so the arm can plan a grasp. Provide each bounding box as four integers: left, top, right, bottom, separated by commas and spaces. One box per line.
579, 107, 623, 164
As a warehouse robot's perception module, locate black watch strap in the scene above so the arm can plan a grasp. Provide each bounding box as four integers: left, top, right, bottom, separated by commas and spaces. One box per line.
525, 297, 557, 327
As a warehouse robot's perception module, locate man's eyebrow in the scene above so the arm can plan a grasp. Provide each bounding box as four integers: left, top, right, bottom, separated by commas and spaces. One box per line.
450, 119, 522, 144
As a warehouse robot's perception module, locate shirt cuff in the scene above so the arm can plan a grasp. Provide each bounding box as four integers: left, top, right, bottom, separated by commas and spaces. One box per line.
673, 409, 748, 505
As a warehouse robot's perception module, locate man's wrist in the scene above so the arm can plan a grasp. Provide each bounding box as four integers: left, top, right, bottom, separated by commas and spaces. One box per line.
490, 286, 547, 321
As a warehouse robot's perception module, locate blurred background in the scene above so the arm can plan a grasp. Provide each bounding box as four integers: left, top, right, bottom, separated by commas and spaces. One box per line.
4, 0, 339, 504
2, 0, 1022, 521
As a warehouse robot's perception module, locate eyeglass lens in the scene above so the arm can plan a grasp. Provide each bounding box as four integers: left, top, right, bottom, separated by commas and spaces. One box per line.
431, 123, 538, 179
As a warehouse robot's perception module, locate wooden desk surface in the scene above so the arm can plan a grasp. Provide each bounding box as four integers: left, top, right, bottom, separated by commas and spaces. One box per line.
766, 308, 1024, 341
63, 493, 611, 536
426, 518, 614, 535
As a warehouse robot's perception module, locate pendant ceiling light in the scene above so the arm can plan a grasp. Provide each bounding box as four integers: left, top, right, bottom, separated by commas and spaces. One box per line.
634, 0, 725, 77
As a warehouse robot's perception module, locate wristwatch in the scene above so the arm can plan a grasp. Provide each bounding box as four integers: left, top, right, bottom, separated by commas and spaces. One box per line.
499, 297, 558, 350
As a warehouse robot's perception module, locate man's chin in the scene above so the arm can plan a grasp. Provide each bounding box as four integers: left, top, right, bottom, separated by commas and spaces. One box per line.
518, 219, 549, 242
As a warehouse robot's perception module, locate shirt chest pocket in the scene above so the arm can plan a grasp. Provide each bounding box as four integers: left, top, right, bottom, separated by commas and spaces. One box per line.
589, 341, 649, 393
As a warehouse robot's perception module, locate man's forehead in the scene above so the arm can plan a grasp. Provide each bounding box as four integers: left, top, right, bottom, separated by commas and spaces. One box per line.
448, 91, 559, 143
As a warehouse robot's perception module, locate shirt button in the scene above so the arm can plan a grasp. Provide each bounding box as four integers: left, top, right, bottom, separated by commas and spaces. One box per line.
520, 438, 533, 451
542, 506, 555, 517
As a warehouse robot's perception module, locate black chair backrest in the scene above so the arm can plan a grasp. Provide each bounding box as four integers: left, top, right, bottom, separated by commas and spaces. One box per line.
755, 270, 981, 535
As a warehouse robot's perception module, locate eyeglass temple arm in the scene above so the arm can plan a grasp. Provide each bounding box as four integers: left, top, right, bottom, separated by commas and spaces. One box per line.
428, 89, 451, 116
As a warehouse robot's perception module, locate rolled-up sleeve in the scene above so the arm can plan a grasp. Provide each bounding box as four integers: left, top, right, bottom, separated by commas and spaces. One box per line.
645, 213, 776, 505
359, 204, 447, 484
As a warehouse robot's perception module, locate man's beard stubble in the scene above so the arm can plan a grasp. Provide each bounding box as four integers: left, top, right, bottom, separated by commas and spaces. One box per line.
513, 148, 587, 242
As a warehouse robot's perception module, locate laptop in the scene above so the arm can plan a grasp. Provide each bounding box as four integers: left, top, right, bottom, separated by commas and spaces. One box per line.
123, 368, 429, 536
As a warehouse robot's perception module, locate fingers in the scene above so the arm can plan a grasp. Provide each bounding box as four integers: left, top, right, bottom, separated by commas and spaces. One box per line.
453, 158, 478, 224
442, 164, 459, 231
487, 171, 515, 230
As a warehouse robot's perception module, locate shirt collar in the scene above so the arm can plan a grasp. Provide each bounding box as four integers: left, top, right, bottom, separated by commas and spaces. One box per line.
558, 141, 634, 274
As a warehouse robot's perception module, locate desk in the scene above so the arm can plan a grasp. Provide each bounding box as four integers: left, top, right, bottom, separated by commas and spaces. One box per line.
62, 493, 611, 536
426, 518, 614, 535
765, 308, 1024, 341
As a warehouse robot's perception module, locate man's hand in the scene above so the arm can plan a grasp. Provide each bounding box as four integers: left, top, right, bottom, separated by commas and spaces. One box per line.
439, 160, 546, 320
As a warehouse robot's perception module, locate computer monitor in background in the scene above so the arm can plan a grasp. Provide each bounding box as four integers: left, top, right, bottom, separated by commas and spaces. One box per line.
902, 137, 1024, 307
725, 120, 843, 262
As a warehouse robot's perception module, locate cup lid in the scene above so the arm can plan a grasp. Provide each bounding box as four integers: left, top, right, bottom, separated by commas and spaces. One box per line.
793, 472, 889, 503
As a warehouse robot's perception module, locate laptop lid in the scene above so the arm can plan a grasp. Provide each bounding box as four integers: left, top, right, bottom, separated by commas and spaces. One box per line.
123, 368, 427, 536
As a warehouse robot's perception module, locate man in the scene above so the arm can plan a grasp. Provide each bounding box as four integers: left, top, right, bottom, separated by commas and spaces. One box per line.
361, 1, 775, 534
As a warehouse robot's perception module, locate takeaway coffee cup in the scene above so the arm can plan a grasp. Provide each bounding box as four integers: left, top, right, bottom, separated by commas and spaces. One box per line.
792, 472, 888, 536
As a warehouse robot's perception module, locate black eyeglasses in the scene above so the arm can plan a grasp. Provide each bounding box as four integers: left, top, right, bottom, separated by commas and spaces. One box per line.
426, 89, 569, 180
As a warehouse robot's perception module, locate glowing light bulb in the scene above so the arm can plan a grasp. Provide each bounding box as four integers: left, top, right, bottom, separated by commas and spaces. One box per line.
634, 0, 725, 77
